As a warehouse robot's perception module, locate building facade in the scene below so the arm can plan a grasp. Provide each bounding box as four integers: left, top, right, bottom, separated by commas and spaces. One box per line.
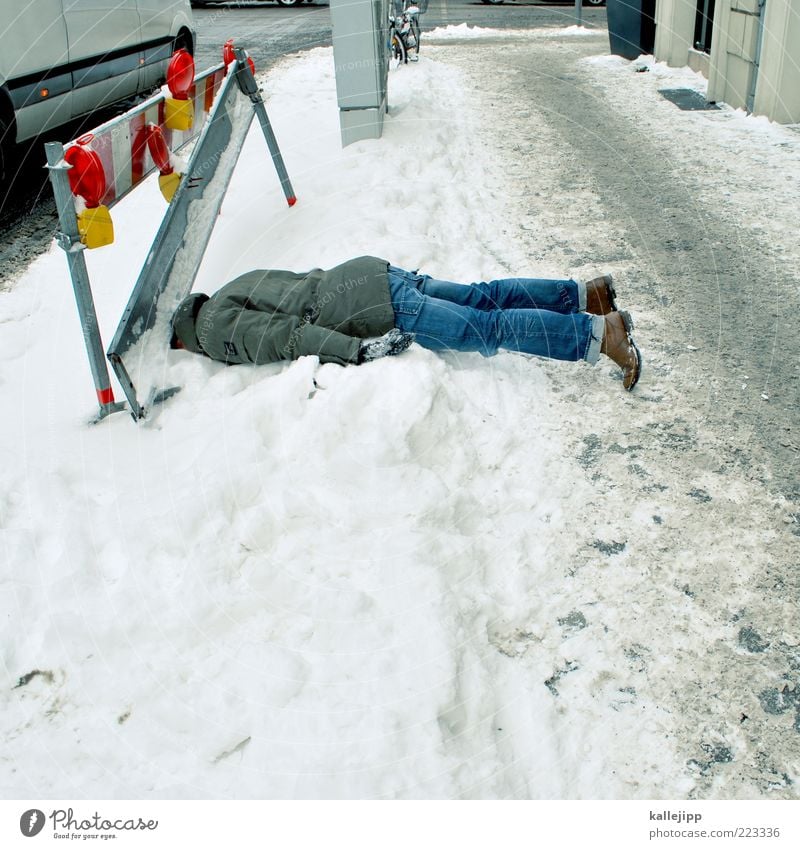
653, 0, 800, 123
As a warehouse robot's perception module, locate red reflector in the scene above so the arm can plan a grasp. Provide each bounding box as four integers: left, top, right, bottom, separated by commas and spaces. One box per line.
97, 387, 115, 406
287, 197, 297, 206
167, 48, 195, 100
223, 39, 235, 69
64, 140, 106, 208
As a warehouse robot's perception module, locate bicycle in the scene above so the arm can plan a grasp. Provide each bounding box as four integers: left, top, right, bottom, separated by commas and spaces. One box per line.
388, 0, 424, 68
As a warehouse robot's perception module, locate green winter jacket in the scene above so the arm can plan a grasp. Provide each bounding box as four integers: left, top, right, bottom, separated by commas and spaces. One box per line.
194, 256, 396, 366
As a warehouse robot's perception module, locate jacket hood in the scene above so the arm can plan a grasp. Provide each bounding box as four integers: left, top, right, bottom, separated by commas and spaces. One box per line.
172, 293, 210, 353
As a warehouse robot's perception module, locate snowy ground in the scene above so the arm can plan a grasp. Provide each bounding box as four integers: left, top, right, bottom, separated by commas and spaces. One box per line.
1, 28, 799, 800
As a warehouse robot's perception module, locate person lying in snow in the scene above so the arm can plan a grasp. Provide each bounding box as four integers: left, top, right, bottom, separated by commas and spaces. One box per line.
171, 256, 642, 390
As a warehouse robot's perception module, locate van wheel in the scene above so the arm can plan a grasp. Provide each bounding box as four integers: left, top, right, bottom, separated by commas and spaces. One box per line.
276, 0, 301, 6
174, 28, 194, 56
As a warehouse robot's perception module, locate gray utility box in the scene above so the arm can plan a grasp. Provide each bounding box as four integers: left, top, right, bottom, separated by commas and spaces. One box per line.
330, 0, 389, 146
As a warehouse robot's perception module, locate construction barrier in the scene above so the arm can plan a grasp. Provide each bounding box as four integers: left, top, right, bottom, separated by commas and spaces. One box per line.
46, 45, 296, 422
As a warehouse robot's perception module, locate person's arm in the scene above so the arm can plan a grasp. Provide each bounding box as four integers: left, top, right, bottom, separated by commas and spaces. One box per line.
233, 312, 414, 367
238, 311, 361, 366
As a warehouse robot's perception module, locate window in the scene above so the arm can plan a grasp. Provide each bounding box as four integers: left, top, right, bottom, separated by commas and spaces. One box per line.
694, 0, 716, 54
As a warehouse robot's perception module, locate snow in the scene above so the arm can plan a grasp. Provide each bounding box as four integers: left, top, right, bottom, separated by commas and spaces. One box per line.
2, 30, 799, 801
426, 24, 598, 40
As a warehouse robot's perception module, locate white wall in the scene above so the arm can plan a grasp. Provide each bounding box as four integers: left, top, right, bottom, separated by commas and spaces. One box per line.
652, 0, 800, 122
654, 0, 698, 66
752, 0, 800, 123
708, 0, 800, 122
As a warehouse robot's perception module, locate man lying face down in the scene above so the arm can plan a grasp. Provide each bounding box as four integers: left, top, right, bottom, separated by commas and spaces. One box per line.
171, 256, 641, 390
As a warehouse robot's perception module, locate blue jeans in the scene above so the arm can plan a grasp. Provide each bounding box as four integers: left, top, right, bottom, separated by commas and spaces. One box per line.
388, 267, 603, 363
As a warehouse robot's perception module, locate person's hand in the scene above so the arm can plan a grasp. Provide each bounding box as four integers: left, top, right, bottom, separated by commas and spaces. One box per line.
358, 328, 415, 363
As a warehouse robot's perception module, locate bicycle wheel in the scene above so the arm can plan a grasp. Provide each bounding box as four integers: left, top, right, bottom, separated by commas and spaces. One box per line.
390, 31, 407, 68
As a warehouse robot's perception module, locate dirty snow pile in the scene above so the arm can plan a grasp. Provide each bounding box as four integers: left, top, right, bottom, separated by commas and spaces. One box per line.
1, 36, 798, 801
426, 23, 597, 41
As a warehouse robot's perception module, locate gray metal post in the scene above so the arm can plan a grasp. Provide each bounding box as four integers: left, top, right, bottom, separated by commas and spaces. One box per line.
746, 0, 767, 114
234, 49, 296, 206
574, 0, 582, 28
45, 142, 126, 421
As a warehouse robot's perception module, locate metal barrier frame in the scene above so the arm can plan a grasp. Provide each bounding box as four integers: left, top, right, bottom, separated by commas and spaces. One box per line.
46, 50, 295, 422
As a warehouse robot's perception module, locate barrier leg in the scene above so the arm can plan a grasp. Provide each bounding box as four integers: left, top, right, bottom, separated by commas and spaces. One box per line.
45, 142, 126, 422
234, 49, 297, 207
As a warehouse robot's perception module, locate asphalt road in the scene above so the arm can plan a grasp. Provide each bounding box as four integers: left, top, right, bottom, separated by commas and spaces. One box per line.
191, 1, 606, 70
0, 1, 607, 286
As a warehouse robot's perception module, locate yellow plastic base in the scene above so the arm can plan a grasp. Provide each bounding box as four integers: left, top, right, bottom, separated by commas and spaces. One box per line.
164, 97, 194, 131
77, 205, 114, 249
158, 172, 182, 203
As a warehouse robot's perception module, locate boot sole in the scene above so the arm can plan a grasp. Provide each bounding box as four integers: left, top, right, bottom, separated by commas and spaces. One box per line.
620, 309, 633, 332
619, 310, 641, 390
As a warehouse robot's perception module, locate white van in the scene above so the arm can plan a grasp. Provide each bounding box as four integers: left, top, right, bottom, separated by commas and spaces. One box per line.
0, 0, 195, 180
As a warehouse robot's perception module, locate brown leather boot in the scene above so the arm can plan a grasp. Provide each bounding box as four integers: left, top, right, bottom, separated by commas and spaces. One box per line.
585, 274, 618, 315
600, 310, 641, 391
